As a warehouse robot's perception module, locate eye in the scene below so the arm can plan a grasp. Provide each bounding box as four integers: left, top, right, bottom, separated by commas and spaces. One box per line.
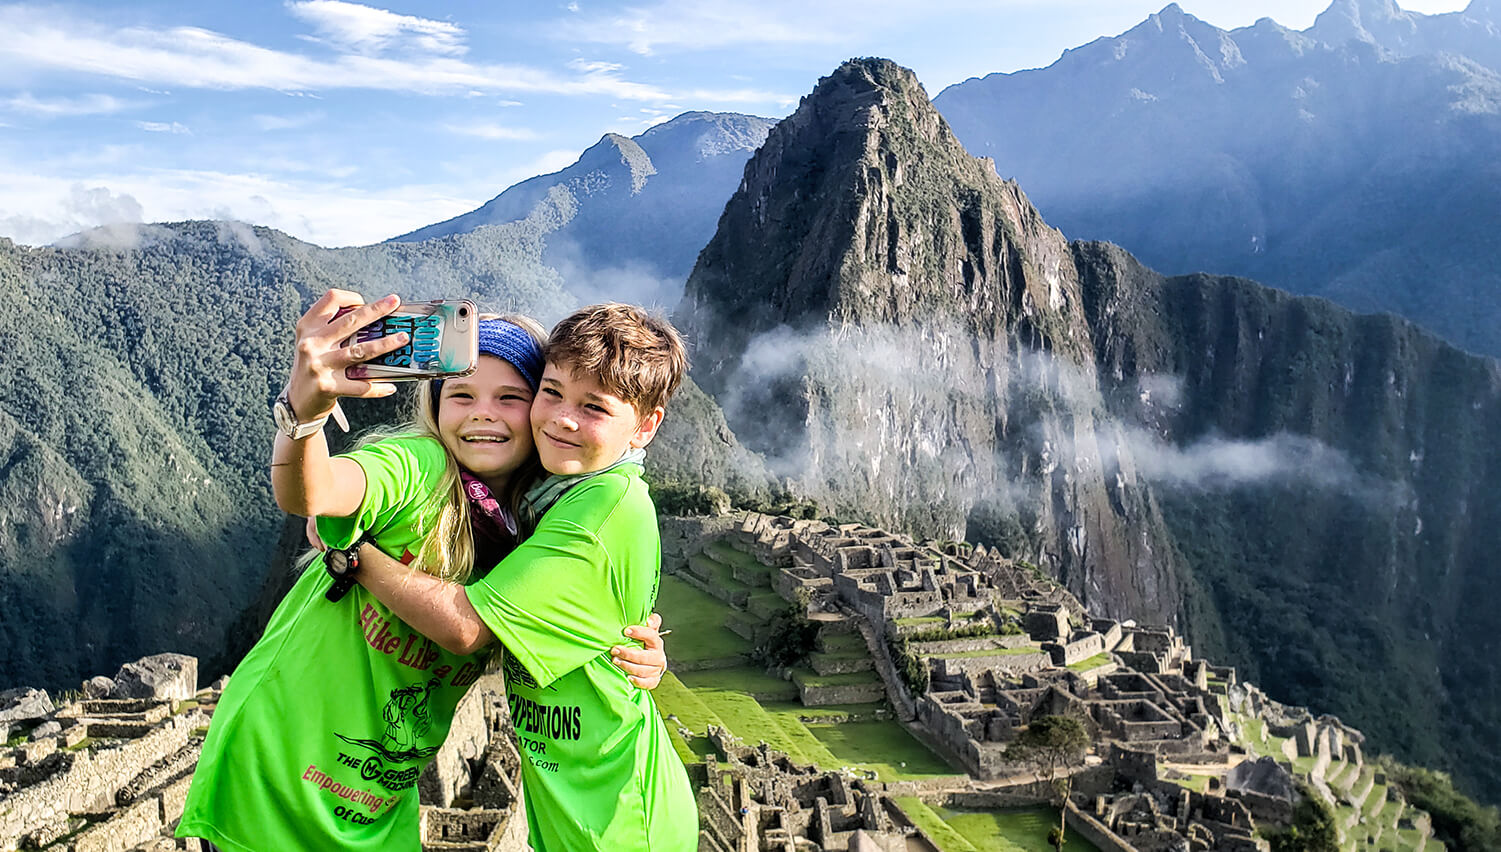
585, 403, 607, 413
448, 391, 473, 400
500, 393, 528, 402
541, 387, 562, 398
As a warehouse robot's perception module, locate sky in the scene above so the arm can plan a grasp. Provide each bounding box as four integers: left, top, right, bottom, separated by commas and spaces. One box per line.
0, 0, 1473, 248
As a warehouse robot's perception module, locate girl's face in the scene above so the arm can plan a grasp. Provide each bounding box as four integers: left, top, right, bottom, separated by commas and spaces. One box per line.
436, 355, 536, 485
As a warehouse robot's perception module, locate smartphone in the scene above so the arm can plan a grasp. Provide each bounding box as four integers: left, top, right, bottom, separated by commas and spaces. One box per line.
340, 299, 479, 381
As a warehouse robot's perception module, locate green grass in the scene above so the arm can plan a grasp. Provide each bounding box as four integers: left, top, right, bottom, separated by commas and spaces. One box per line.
931, 646, 1043, 659
705, 541, 773, 580
1169, 774, 1214, 793
894, 797, 979, 852
895, 616, 946, 626
792, 668, 882, 687
799, 720, 956, 781
687, 554, 752, 596
679, 667, 799, 701
1066, 653, 1113, 672
656, 575, 753, 662
760, 701, 884, 723
933, 806, 1100, 852
818, 632, 865, 653
652, 671, 725, 764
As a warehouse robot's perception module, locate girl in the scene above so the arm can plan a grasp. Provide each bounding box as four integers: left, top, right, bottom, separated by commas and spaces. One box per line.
178, 291, 668, 852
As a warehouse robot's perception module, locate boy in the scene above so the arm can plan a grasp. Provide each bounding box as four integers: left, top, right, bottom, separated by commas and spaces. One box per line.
351, 303, 697, 851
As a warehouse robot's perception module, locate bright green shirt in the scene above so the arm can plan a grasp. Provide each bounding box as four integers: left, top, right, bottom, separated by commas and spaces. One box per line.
179, 435, 492, 852
465, 463, 697, 852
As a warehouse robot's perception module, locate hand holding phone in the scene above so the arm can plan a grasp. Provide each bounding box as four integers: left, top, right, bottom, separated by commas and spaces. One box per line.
339, 299, 479, 381
283, 291, 409, 424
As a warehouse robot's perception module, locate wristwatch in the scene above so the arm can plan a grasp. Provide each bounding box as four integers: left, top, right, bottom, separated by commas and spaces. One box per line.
324, 536, 372, 602
272, 389, 330, 441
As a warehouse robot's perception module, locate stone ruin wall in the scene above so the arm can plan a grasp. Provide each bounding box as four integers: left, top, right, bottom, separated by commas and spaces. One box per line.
0, 655, 528, 852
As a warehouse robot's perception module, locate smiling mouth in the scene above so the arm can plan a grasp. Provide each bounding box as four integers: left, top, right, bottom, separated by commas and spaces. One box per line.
542, 431, 580, 449
461, 434, 510, 444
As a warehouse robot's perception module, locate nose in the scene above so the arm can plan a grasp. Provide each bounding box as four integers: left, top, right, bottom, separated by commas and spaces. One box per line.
554, 409, 579, 431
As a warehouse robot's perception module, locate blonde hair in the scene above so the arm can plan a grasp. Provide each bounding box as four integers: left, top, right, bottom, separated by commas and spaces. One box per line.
359, 312, 547, 584
545, 303, 688, 417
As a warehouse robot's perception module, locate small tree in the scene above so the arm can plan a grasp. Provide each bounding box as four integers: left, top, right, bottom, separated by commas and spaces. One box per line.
1005, 715, 1090, 849
1269, 788, 1339, 852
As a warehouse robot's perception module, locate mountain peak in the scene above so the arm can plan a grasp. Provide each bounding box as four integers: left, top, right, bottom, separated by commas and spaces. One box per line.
577, 132, 656, 193
1310, 0, 1419, 49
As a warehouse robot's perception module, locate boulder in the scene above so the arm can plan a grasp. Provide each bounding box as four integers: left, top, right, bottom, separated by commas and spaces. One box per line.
1226, 755, 1297, 801
0, 687, 55, 725
112, 654, 198, 701
29, 720, 61, 740
82, 676, 115, 699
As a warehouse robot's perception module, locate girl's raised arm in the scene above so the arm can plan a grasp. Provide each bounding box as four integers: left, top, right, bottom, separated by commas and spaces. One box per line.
270, 290, 407, 518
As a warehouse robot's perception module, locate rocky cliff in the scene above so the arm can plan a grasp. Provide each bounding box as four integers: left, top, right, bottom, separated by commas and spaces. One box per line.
678, 59, 1182, 625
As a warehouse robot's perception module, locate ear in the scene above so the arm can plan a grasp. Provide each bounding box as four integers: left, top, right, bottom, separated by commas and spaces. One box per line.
629, 406, 666, 450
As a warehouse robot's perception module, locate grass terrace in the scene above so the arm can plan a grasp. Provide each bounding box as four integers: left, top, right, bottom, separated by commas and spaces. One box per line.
932, 806, 1100, 852
931, 646, 1044, 659
656, 575, 752, 663
1066, 653, 1113, 672
893, 797, 978, 851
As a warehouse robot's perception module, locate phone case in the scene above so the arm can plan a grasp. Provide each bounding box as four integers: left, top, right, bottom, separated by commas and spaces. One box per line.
341, 299, 479, 381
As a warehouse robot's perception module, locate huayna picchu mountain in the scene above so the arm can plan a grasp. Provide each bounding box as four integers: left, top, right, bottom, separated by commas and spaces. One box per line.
679, 57, 1501, 803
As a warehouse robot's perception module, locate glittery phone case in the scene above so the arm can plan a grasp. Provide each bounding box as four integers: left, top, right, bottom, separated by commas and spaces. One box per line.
340, 299, 479, 381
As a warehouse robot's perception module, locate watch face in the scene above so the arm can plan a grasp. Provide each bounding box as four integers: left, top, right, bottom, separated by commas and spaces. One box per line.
325, 548, 353, 577
273, 398, 294, 432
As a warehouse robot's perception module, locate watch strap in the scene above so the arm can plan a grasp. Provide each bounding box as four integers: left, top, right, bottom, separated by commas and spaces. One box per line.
324, 536, 371, 602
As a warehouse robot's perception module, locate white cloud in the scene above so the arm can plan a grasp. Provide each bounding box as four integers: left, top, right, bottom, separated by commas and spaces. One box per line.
0, 152, 610, 248
135, 120, 191, 134
1, 93, 132, 117
286, 0, 467, 56
0, 5, 672, 100
443, 122, 541, 140
252, 111, 326, 131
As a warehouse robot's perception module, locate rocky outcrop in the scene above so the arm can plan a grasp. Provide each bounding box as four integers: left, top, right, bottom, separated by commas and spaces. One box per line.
678, 58, 1181, 625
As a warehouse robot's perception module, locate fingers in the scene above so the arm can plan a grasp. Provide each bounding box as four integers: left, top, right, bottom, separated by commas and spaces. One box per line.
610, 647, 665, 690
327, 293, 401, 341
337, 378, 399, 400
647, 612, 663, 630
305, 515, 326, 551
298, 289, 369, 334
336, 327, 411, 369
623, 623, 665, 651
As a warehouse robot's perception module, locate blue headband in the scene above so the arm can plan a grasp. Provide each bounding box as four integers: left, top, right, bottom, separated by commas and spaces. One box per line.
433, 318, 544, 400
477, 318, 544, 390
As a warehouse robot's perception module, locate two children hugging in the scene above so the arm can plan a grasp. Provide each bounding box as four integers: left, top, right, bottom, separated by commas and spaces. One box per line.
178, 293, 697, 852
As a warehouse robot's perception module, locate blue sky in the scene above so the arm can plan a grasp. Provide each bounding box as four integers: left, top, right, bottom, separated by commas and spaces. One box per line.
0, 0, 1470, 248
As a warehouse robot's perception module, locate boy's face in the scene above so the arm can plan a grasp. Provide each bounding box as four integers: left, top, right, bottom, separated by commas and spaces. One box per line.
531, 362, 663, 476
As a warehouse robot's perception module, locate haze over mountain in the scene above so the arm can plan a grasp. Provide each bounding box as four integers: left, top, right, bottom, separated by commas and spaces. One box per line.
680, 56, 1501, 803
391, 111, 776, 309
934, 0, 1501, 358
0, 216, 766, 694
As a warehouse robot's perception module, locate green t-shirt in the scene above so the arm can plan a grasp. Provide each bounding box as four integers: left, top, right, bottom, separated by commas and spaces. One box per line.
178, 435, 493, 852
465, 463, 697, 852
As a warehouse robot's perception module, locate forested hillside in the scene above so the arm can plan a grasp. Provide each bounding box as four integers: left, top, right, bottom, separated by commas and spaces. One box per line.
0, 216, 767, 691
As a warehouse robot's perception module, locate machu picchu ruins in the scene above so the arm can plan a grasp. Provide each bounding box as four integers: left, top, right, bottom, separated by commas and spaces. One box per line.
0, 511, 1445, 851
